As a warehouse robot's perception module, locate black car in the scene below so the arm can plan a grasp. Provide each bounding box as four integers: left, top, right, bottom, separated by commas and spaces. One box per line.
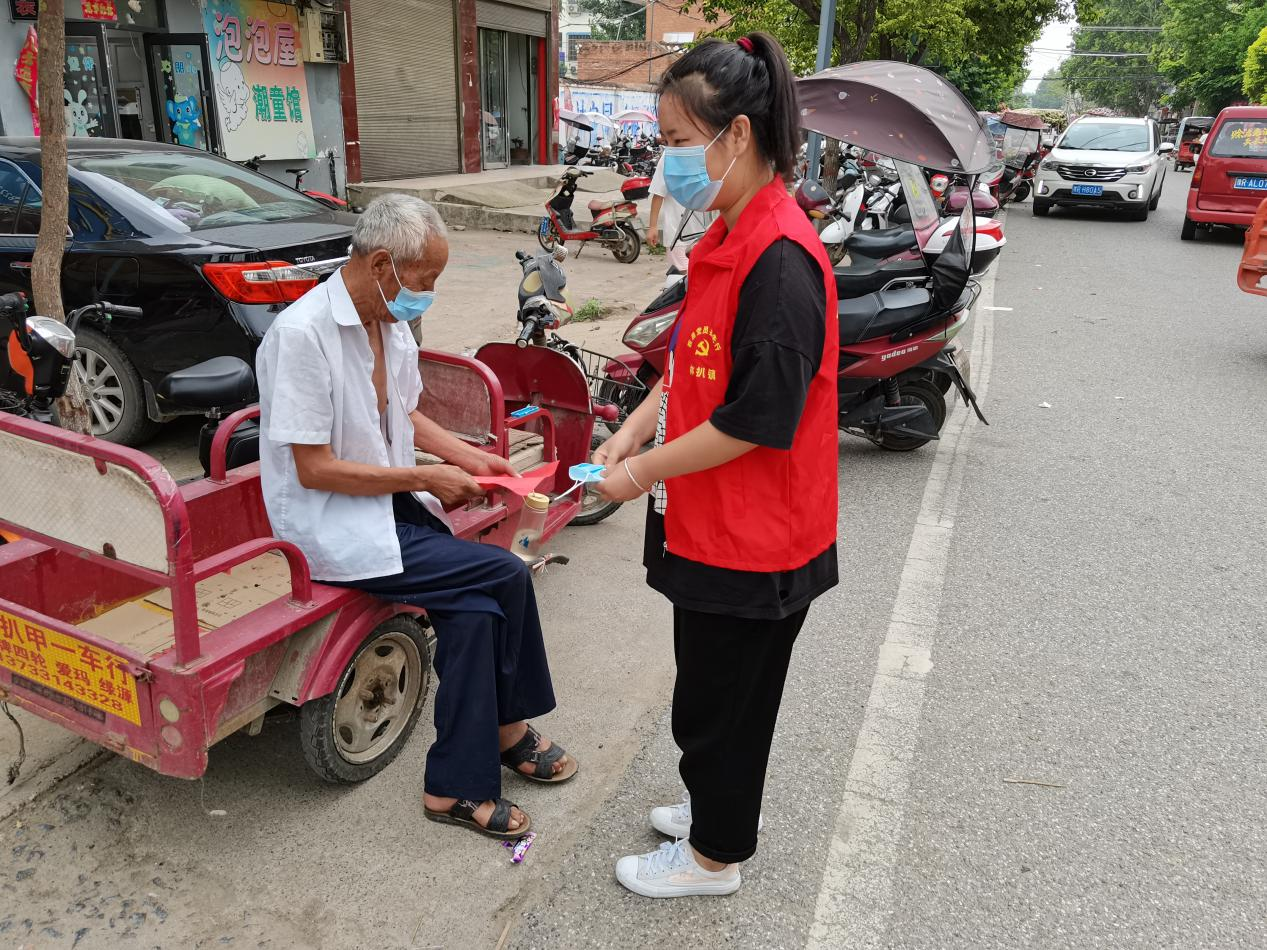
0, 138, 355, 445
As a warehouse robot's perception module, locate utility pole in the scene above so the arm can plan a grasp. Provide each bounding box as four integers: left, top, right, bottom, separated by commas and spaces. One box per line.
806, 0, 837, 181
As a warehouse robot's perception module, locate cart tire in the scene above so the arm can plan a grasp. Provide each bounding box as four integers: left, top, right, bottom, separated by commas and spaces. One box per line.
570, 431, 623, 526
300, 616, 430, 784
537, 217, 559, 252
611, 222, 641, 263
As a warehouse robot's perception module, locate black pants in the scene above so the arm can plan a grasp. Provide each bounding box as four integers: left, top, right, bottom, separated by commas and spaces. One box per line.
672, 604, 808, 864
330, 494, 556, 801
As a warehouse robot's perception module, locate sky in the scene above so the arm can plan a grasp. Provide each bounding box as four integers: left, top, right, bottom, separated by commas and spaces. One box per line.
1023, 18, 1078, 92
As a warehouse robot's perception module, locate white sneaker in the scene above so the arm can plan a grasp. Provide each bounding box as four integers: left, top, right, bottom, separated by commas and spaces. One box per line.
615, 839, 741, 898
650, 792, 763, 838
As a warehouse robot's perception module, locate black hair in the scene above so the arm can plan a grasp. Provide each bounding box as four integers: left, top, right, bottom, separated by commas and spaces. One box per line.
657, 32, 800, 180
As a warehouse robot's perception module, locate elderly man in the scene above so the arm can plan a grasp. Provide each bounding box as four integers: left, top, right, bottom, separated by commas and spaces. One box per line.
256, 194, 576, 839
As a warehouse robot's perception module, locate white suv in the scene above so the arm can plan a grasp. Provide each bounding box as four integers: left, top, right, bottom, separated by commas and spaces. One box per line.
1033, 116, 1174, 221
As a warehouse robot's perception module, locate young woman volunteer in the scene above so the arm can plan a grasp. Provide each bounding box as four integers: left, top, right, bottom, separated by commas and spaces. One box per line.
594, 33, 839, 898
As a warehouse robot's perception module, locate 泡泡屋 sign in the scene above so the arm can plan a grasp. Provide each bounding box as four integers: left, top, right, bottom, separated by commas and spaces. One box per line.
202, 0, 317, 161
0, 610, 142, 726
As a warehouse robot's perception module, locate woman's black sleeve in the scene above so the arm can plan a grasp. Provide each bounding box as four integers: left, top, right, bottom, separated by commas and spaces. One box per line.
709, 239, 828, 450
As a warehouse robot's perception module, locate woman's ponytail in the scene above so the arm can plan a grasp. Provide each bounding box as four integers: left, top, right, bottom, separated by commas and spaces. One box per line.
658, 31, 801, 180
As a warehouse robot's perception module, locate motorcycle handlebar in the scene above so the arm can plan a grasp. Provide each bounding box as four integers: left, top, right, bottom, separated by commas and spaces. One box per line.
0, 291, 26, 330
516, 317, 538, 348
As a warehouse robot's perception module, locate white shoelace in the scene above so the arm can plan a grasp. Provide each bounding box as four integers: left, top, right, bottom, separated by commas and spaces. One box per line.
643, 839, 691, 876
670, 791, 692, 822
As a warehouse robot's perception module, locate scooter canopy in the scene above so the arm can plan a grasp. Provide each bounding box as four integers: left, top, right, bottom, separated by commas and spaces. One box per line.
797, 61, 995, 174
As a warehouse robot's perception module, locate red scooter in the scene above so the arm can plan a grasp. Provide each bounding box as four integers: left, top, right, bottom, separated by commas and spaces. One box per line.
602, 190, 986, 450
538, 168, 646, 263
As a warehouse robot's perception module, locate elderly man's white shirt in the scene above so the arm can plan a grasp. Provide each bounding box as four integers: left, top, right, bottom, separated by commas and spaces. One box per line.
256, 268, 430, 582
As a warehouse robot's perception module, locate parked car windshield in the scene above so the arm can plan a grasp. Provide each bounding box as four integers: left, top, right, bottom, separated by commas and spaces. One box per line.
1208, 120, 1267, 159
1059, 122, 1151, 152
68, 150, 325, 230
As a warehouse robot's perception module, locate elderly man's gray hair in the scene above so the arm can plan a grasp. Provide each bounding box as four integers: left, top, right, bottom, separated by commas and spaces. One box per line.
351, 193, 448, 263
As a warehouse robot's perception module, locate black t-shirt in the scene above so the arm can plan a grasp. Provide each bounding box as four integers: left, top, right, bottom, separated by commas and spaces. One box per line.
644, 238, 839, 620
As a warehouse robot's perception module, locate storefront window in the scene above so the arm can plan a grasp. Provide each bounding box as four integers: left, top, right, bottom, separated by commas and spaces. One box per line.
65, 35, 111, 138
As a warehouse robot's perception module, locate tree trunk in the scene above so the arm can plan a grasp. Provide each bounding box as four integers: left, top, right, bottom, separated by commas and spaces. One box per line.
822, 137, 841, 192
34, 7, 92, 435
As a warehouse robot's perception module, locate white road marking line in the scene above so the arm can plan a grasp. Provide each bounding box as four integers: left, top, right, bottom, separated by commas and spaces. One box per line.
807, 268, 998, 950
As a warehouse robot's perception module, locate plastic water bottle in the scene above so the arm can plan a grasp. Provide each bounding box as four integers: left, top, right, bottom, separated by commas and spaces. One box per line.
512, 492, 550, 561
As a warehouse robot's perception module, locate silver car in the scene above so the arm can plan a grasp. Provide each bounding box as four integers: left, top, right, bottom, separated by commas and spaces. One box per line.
1033, 116, 1175, 221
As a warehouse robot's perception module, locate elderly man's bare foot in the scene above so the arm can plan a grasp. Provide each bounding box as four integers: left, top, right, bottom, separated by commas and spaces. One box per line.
499, 721, 573, 778
424, 793, 527, 832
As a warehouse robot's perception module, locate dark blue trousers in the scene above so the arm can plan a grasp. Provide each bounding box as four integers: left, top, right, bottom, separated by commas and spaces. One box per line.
331, 493, 557, 801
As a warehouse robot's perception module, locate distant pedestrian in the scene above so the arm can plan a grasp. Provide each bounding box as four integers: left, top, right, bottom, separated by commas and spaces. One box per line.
594, 32, 839, 899
645, 153, 716, 272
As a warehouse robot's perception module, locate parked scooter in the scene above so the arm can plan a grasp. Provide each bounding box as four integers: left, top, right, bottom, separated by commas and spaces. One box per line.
538, 168, 643, 263
1, 294, 143, 424
238, 154, 351, 211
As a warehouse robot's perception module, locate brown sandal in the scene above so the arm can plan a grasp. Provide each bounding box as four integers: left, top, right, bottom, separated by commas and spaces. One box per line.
424, 798, 531, 840
500, 724, 579, 784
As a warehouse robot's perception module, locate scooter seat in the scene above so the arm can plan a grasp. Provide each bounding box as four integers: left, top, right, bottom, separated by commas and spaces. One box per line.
838, 286, 933, 345
158, 356, 256, 409
587, 199, 617, 213
835, 257, 926, 300
844, 227, 918, 259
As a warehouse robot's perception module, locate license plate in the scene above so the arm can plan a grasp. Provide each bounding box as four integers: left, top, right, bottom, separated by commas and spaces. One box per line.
0, 610, 142, 725
538, 218, 550, 234
1233, 176, 1267, 190
1071, 184, 1103, 197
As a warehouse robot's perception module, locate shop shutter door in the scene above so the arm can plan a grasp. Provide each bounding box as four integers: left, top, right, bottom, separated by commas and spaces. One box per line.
475, 1, 549, 37
353, 0, 460, 180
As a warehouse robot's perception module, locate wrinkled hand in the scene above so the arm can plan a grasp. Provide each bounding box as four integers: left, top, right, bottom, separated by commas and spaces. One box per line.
591, 428, 641, 469
597, 456, 650, 502
418, 464, 485, 507
457, 448, 518, 478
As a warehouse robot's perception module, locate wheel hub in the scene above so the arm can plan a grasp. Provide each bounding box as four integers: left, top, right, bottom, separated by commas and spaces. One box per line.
332, 633, 422, 763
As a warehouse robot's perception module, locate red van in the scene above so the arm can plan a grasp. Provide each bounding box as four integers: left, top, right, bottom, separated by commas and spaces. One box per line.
1183, 106, 1267, 240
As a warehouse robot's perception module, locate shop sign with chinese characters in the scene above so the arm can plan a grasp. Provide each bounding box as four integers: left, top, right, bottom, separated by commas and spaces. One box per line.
0, 609, 143, 726
80, 0, 119, 20
8, 0, 37, 19
201, 0, 317, 161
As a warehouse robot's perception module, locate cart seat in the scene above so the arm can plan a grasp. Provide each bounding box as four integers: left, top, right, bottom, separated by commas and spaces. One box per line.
838, 286, 933, 345
844, 227, 918, 259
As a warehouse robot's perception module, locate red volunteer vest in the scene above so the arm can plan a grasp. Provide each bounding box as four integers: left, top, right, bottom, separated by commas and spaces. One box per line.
663, 177, 839, 572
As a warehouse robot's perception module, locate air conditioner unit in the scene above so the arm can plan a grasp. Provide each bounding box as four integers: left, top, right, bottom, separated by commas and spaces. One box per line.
300, 8, 348, 64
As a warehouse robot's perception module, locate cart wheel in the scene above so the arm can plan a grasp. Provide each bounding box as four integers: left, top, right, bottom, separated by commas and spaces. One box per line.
537, 217, 559, 252
611, 222, 641, 264
300, 616, 430, 784
570, 431, 623, 526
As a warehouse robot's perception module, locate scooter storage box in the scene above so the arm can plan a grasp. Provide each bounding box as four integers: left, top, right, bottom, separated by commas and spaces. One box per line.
622, 177, 652, 201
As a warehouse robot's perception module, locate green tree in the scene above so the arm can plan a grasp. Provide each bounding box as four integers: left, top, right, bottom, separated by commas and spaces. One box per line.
1245, 25, 1267, 103
1060, 0, 1167, 115
1156, 0, 1267, 113
1030, 67, 1069, 109
580, 0, 646, 40
939, 48, 1030, 110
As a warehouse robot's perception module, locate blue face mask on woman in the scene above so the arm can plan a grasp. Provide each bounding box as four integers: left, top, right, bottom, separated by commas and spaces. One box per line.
661, 125, 737, 211
378, 255, 436, 322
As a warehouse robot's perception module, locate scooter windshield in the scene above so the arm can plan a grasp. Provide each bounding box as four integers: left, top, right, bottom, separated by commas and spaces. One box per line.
894, 161, 941, 236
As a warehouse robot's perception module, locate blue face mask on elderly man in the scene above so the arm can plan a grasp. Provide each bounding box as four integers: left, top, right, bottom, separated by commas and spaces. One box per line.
378, 254, 437, 322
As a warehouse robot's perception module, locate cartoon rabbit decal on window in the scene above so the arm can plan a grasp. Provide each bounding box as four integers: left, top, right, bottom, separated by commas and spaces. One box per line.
64, 89, 99, 137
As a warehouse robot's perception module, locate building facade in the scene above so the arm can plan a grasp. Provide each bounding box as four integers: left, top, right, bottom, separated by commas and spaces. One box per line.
1, 0, 352, 195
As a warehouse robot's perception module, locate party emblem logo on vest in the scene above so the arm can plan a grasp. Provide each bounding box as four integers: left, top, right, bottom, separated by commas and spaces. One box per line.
684, 324, 721, 382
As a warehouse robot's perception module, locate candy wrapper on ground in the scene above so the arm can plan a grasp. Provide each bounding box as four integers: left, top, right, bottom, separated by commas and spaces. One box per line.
502, 832, 536, 863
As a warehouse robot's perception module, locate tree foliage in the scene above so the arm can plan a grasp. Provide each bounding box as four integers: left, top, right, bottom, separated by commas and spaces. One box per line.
1059, 0, 1167, 115
691, 0, 1066, 91
1029, 67, 1069, 109
579, 0, 647, 40
1156, 0, 1267, 113
1245, 25, 1267, 103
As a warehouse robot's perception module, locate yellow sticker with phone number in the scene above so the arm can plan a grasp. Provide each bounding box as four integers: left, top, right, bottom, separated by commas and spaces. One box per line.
0, 609, 142, 725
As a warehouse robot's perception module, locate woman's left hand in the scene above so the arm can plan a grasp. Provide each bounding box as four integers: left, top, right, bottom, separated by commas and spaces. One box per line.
598, 459, 651, 502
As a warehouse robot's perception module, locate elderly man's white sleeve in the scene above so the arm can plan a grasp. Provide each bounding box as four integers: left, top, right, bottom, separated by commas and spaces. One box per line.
263, 326, 334, 445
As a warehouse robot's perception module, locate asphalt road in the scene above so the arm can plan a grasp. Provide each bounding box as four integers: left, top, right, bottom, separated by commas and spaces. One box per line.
4, 174, 1266, 949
